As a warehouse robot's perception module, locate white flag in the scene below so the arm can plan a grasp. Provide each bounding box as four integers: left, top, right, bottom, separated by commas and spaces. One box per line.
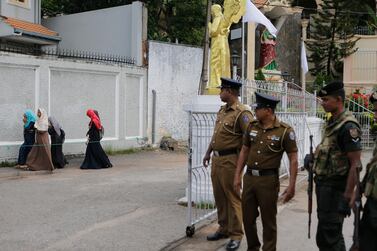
301, 41, 309, 74
242, 0, 278, 37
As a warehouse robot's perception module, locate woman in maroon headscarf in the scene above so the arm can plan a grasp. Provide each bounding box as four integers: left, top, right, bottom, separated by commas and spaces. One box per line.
80, 109, 112, 169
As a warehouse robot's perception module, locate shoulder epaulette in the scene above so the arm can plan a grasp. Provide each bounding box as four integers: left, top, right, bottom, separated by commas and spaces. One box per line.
280, 121, 291, 128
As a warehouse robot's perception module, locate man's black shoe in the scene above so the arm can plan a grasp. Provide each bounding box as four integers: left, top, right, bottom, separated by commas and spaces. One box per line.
206, 232, 228, 241
226, 240, 241, 251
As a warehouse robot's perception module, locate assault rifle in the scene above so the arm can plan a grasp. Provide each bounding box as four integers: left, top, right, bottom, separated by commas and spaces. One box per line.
304, 135, 314, 239
349, 166, 362, 251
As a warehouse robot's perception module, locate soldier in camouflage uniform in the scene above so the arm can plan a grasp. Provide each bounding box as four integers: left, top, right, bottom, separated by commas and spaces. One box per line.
359, 92, 377, 251
314, 81, 362, 251
203, 78, 254, 251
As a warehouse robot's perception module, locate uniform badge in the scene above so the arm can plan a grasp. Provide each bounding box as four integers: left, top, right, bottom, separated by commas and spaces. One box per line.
243, 114, 250, 123
271, 135, 280, 141
349, 128, 359, 138
289, 131, 295, 140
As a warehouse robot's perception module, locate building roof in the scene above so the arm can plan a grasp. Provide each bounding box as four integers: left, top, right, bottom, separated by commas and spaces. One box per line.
2, 16, 58, 37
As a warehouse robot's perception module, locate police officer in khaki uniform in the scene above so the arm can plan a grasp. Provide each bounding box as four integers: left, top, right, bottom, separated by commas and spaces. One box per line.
234, 92, 298, 251
203, 77, 253, 251
313, 81, 362, 251
359, 91, 377, 251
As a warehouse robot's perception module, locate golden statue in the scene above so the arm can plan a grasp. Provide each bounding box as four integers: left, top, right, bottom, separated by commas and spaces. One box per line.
207, 0, 246, 95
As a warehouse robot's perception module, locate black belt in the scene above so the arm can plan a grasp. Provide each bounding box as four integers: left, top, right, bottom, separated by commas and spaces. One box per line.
213, 148, 238, 157
246, 167, 278, 176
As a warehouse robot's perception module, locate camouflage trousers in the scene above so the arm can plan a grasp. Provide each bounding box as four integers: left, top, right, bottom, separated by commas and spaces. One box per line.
315, 183, 346, 251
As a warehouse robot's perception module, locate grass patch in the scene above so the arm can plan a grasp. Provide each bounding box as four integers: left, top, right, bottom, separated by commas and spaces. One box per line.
0, 161, 17, 168
195, 202, 215, 210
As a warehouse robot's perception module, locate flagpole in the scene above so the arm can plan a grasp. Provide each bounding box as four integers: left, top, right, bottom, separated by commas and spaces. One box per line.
301, 41, 306, 113
242, 21, 245, 81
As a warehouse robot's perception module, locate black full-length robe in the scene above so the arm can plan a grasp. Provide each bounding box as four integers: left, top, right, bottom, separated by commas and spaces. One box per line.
48, 127, 67, 169
18, 122, 36, 165
80, 123, 112, 169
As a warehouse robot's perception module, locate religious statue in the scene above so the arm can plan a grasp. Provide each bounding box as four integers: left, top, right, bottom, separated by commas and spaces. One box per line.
258, 28, 277, 70
207, 0, 246, 95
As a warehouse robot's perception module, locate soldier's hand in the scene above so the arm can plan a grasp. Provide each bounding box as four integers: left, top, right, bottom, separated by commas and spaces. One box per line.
282, 185, 295, 203
233, 175, 242, 196
203, 154, 211, 168
338, 197, 351, 217
349, 190, 356, 209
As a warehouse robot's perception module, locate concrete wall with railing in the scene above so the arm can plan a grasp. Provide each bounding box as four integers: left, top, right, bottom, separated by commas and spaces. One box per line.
0, 51, 147, 161
42, 1, 146, 66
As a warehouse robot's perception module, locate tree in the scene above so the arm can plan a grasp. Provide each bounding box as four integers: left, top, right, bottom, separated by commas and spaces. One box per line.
306, 0, 368, 81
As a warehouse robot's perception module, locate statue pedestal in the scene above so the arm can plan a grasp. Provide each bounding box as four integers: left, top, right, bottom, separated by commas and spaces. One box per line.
261, 69, 283, 82
205, 87, 220, 95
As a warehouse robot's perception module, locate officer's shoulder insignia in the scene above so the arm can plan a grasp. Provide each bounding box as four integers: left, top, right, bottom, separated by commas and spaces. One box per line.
289, 131, 296, 141
242, 114, 250, 123
349, 128, 360, 138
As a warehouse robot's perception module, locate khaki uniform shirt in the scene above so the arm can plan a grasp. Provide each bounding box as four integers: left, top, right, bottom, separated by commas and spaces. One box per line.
211, 101, 253, 151
243, 117, 298, 169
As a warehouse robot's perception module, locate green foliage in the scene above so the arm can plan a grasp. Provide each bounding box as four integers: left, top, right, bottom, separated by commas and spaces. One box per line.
366, 4, 377, 30
311, 72, 333, 92
42, 0, 208, 46
0, 161, 17, 167
255, 69, 266, 81
306, 0, 369, 78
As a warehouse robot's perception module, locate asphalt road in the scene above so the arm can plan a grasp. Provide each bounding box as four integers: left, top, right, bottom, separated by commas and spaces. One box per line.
0, 150, 188, 251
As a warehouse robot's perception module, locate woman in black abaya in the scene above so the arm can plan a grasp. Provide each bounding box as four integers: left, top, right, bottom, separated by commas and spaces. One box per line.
48, 116, 68, 169
80, 109, 112, 169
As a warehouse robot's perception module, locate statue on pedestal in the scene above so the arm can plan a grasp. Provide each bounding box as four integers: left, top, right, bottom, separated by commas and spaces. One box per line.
257, 27, 282, 82
207, 0, 246, 95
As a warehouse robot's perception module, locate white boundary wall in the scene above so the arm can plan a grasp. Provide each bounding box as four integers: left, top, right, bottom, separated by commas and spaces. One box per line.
147, 41, 203, 143
0, 52, 147, 161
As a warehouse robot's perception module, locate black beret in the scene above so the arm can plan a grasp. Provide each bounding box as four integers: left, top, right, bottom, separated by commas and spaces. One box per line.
253, 92, 280, 109
318, 81, 344, 97
218, 77, 242, 89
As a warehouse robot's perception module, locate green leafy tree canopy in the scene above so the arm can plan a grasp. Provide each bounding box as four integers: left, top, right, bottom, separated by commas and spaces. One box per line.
306, 0, 372, 83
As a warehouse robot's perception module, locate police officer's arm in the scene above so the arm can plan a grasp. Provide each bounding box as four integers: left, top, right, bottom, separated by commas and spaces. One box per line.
282, 128, 299, 203
340, 122, 362, 208
203, 144, 213, 168
234, 124, 252, 194
234, 145, 250, 193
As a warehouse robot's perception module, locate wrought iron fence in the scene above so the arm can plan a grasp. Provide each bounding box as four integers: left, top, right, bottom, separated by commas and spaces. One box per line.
242, 79, 317, 116
0, 43, 135, 66
355, 26, 376, 35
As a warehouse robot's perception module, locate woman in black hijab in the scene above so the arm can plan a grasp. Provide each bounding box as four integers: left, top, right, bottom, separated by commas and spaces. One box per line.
48, 116, 68, 168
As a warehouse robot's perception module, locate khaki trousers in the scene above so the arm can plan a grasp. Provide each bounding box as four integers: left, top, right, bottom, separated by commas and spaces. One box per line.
242, 174, 279, 251
211, 155, 244, 240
